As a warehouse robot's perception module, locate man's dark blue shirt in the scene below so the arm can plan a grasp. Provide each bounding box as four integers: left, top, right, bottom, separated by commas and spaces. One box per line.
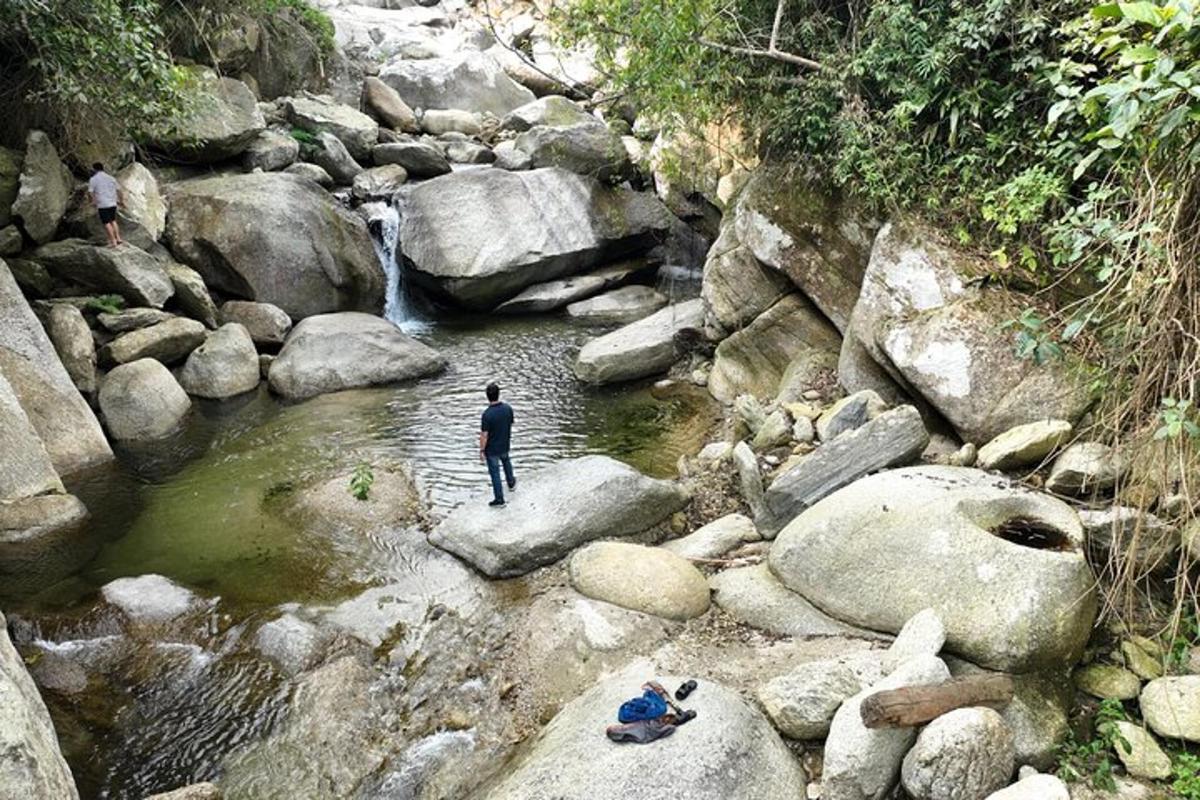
481, 402, 514, 456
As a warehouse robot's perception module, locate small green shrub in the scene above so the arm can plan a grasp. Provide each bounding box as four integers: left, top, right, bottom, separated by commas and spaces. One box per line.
84, 294, 126, 315
289, 127, 318, 145
258, 0, 335, 54
1002, 308, 1065, 365
1173, 751, 1200, 800
1056, 698, 1130, 791
349, 464, 374, 502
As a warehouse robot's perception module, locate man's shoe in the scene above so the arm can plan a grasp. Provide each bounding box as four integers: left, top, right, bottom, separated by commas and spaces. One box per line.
488, 499, 506, 507
507, 479, 517, 491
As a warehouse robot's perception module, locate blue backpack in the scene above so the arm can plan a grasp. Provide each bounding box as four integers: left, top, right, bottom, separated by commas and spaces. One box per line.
617, 689, 668, 723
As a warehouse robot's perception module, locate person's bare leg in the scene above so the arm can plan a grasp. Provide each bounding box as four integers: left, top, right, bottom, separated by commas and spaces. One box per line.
113, 219, 123, 245
105, 221, 119, 247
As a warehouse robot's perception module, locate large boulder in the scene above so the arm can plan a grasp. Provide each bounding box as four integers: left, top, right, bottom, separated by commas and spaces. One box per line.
707, 293, 842, 403
147, 68, 265, 162
758, 657, 875, 739
165, 262, 220, 329
709, 563, 873, 638
378, 50, 536, 116
482, 672, 806, 800
100, 317, 208, 366
268, 312, 446, 401
11, 131, 72, 244
0, 372, 61, 502
733, 166, 878, 333
900, 707, 1015, 800
700, 217, 790, 338
371, 141, 451, 178
769, 466, 1098, 671
178, 323, 261, 399
0, 493, 90, 586
0, 260, 112, 475
430, 456, 689, 578
500, 96, 596, 132
165, 172, 384, 319
1140, 676, 1200, 742
362, 76, 419, 133
566, 284, 668, 324
573, 299, 704, 384
43, 303, 97, 395
31, 240, 175, 308
569, 541, 710, 620
307, 131, 363, 186
0, 610, 81, 799
219, 300, 292, 347
285, 94, 379, 161
98, 359, 192, 440
495, 261, 645, 315
756, 405, 929, 537
398, 168, 671, 309
515, 122, 633, 182
242, 129, 300, 172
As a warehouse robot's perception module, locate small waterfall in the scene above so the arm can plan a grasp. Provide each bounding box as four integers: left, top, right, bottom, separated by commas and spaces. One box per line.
364, 201, 427, 333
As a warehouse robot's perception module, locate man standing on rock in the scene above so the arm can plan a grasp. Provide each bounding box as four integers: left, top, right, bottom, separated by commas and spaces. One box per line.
87, 163, 123, 248
479, 382, 516, 507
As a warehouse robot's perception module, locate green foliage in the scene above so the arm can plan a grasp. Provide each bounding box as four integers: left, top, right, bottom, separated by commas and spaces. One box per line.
1056, 698, 1130, 790
84, 294, 126, 315
289, 127, 318, 145
1155, 397, 1200, 440
1003, 308, 1067, 364
1169, 612, 1200, 669
1173, 750, 1200, 799
349, 464, 374, 502
257, 0, 334, 54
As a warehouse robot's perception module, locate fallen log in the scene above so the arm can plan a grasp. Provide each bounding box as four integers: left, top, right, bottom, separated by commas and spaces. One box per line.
860, 674, 1015, 729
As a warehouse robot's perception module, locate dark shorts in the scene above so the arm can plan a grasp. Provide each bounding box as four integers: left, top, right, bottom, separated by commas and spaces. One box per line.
98, 206, 117, 224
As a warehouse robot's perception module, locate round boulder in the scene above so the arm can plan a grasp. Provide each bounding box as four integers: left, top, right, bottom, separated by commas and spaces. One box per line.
178, 323, 260, 399
569, 541, 710, 621
98, 358, 191, 440
483, 673, 806, 800
219, 300, 292, 347
901, 707, 1015, 800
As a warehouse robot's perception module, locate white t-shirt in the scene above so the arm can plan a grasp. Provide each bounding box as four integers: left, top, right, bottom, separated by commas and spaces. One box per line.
88, 172, 120, 209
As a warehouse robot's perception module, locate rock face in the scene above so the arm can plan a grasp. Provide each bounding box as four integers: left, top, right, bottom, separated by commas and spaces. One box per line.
98, 359, 192, 440
733, 167, 877, 333
179, 323, 261, 399
268, 312, 446, 401
0, 610, 81, 799
822, 655, 950, 800
770, 466, 1098, 672
44, 304, 97, 395
1140, 676, 1200, 742
566, 284, 668, 324
756, 405, 929, 537
285, 94, 379, 160
220, 300, 292, 346
900, 708, 1015, 800
12, 131, 72, 244
708, 293, 842, 403
430, 456, 689, 578
701, 216, 790, 338
149, 68, 265, 162
378, 51, 536, 116
482, 672, 806, 800
165, 173, 384, 319
0, 261, 112, 475
31, 240, 175, 308
569, 542, 710, 620
398, 168, 671, 309
573, 299, 704, 384
100, 318, 208, 366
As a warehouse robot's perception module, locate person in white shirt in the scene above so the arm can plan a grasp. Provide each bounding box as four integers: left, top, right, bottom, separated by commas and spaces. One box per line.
87, 163, 123, 248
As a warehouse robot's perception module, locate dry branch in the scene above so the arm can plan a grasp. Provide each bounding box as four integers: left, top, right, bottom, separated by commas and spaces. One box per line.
859, 675, 1015, 729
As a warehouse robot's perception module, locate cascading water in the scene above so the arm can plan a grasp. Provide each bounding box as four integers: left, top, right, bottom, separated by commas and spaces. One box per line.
363, 200, 427, 333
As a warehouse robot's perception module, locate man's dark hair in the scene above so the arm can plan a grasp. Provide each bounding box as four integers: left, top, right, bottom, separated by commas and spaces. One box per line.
92, 162, 104, 174
486, 382, 500, 402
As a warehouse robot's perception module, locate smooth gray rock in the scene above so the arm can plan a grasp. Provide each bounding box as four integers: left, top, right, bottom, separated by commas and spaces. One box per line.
378, 50, 535, 116
422, 109, 482, 136
985, 774, 1069, 800
0, 225, 21, 256
283, 162, 334, 188
220, 300, 292, 346
500, 95, 595, 132
662, 513, 758, 560
148, 68, 265, 162
101, 574, 199, 624
732, 440, 764, 515
31, 240, 175, 308
253, 613, 326, 676
1140, 676, 1200, 742
493, 140, 533, 171
351, 164, 408, 201
709, 564, 875, 638
97, 308, 173, 333
430, 456, 689, 578
268, 312, 446, 401
756, 405, 929, 537
179, 323, 260, 399
308, 131, 363, 185
0, 610, 80, 799
363, 76, 418, 132
165, 173, 384, 320
483, 672, 806, 800
515, 122, 633, 182
98, 359, 192, 440
11, 130, 72, 244
770, 466, 1098, 672
0, 371, 62, 502
285, 94, 379, 161
443, 140, 495, 165
569, 541, 710, 620
566, 284, 668, 324
573, 299, 704, 384
398, 168, 671, 309
165, 262, 220, 328
496, 273, 609, 314
901, 707, 1015, 800
816, 390, 888, 443
976, 420, 1073, 471
0, 493, 90, 584
0, 261, 112, 475
708, 293, 842, 403
100, 318, 207, 366
44, 304, 97, 395
822, 655, 951, 800
1047, 442, 1125, 495
144, 783, 221, 800
61, 161, 166, 249
758, 658, 872, 739
701, 215, 790, 338
371, 141, 451, 177
243, 128, 300, 172
1078, 506, 1178, 579
883, 608, 946, 674
1112, 721, 1171, 780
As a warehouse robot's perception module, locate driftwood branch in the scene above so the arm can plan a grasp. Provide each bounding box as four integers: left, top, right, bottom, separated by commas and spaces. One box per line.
698, 0, 822, 72
859, 675, 1015, 729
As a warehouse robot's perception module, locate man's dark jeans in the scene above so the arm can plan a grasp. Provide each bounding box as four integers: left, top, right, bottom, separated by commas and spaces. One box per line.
486, 453, 515, 502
